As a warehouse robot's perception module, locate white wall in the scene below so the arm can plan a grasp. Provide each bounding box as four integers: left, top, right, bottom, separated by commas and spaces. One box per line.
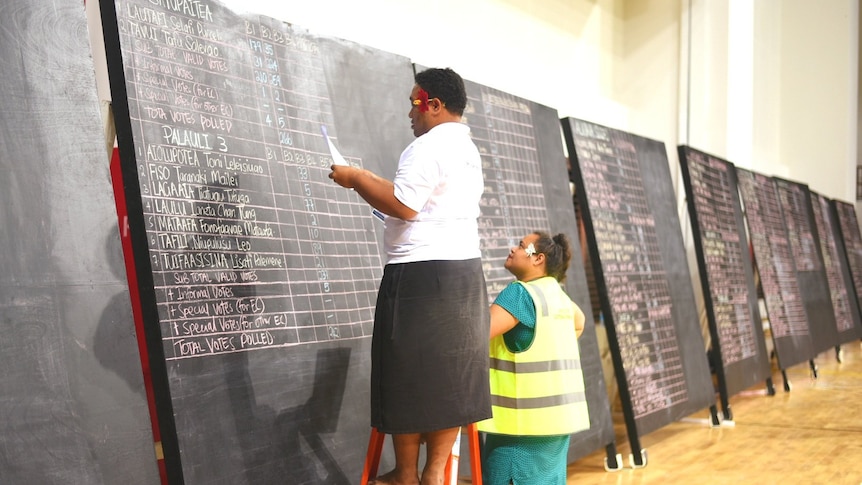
87, 0, 858, 201
774, 0, 858, 200
686, 0, 858, 201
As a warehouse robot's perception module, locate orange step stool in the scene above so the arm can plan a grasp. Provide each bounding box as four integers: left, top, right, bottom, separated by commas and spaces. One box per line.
361, 424, 482, 485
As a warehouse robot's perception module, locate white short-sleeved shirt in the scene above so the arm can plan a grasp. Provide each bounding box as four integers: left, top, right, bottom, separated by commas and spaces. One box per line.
384, 122, 483, 264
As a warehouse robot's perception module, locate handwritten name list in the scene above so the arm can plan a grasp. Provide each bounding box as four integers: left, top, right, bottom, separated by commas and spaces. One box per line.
736, 170, 809, 339
681, 150, 759, 365
811, 193, 854, 334
833, 201, 862, 315
118, 0, 382, 360
463, 85, 550, 299
570, 120, 686, 419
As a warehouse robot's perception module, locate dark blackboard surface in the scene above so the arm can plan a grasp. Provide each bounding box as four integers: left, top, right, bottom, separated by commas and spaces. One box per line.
562, 119, 715, 442
101, 0, 415, 482
831, 200, 862, 333
677, 146, 770, 397
0, 1, 158, 484
772, 178, 838, 355
736, 169, 814, 368
444, 78, 615, 463
810, 193, 862, 344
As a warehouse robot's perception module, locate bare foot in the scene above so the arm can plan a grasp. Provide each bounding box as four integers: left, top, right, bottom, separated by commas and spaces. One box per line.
419, 469, 446, 485
368, 469, 420, 485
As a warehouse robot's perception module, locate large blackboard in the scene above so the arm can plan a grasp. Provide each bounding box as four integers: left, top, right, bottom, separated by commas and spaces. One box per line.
562, 118, 715, 462
0, 1, 158, 484
450, 78, 615, 463
810, 192, 862, 344
772, 178, 838, 355
831, 200, 862, 327
100, 0, 416, 482
677, 147, 770, 409
736, 169, 814, 368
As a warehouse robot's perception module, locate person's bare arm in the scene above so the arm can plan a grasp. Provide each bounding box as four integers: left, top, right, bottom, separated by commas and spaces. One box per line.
490, 303, 519, 340
573, 304, 585, 338
330, 165, 418, 220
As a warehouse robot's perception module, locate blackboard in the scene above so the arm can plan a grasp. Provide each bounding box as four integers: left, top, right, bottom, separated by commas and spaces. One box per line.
831, 200, 862, 329
0, 1, 158, 484
562, 118, 715, 461
100, 0, 416, 482
449, 78, 615, 463
677, 147, 770, 408
772, 178, 839, 355
810, 192, 862, 344
735, 169, 814, 368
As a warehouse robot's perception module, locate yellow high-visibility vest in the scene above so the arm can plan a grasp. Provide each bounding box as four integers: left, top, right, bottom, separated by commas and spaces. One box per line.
478, 276, 590, 436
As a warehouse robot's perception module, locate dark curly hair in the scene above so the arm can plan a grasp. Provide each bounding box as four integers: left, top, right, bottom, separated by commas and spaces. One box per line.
414, 67, 467, 116
533, 231, 573, 282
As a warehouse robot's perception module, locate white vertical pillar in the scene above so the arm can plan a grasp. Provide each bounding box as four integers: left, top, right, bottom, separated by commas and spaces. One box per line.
726, 0, 754, 168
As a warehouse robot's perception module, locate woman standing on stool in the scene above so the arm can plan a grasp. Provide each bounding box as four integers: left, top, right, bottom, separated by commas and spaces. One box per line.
478, 231, 590, 485
330, 67, 490, 485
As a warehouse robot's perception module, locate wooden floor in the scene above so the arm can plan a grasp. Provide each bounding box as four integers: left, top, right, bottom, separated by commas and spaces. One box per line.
461, 341, 862, 484
565, 342, 862, 485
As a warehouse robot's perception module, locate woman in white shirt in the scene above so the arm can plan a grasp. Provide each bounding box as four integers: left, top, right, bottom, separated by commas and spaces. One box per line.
330, 67, 491, 485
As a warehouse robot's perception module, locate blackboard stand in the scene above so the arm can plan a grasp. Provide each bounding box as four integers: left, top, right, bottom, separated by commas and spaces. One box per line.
708, 347, 733, 420
737, 169, 820, 393
676, 147, 775, 419
770, 354, 817, 393
563, 119, 717, 471
603, 444, 623, 472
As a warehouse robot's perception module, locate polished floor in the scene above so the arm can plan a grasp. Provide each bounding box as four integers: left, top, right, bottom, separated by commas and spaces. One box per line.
564, 342, 862, 485
460, 341, 862, 484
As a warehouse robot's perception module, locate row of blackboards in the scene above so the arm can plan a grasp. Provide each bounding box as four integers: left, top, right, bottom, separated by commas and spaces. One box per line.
100, 0, 618, 482
564, 127, 862, 463
101, 0, 862, 481
6, 0, 860, 483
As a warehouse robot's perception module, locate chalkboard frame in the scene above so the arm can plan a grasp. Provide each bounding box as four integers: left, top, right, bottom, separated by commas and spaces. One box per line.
809, 191, 862, 346
677, 146, 771, 418
562, 118, 716, 465
772, 177, 839, 356
830, 199, 862, 340
99, 0, 423, 482
735, 168, 815, 371
98, 0, 183, 480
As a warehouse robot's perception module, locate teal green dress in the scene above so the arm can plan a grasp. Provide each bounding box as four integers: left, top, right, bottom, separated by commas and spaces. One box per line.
482, 282, 571, 485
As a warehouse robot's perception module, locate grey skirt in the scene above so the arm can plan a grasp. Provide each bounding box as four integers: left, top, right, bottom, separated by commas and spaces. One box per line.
371, 258, 492, 434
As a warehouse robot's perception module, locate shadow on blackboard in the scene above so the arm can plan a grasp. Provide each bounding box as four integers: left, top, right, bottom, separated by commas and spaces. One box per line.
224, 347, 352, 484
94, 226, 353, 483
94, 229, 146, 397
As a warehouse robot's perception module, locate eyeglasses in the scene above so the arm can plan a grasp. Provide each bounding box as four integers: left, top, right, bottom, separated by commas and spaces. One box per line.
411, 98, 445, 109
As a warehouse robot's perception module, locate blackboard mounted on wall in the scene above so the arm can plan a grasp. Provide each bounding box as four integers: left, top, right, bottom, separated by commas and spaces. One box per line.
0, 1, 159, 484
445, 77, 616, 466
562, 118, 715, 466
772, 178, 839, 356
100, 0, 416, 482
831, 200, 862, 330
677, 147, 771, 418
736, 169, 815, 371
810, 192, 862, 346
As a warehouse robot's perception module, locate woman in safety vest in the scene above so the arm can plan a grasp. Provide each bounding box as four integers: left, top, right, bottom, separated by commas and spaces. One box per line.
478, 231, 590, 485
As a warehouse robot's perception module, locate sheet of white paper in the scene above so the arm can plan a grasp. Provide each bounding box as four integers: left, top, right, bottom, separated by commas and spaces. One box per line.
320, 125, 348, 166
